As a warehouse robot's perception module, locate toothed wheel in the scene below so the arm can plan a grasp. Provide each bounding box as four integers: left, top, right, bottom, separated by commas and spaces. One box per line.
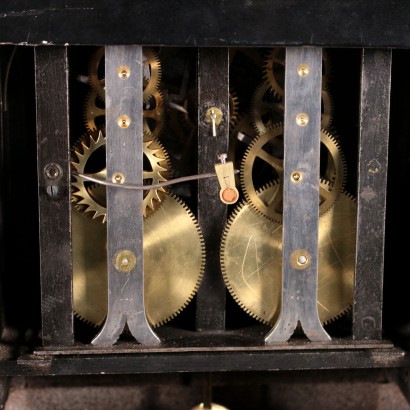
250, 81, 284, 135
263, 48, 332, 98
240, 123, 346, 223
250, 81, 333, 135
143, 89, 166, 139
83, 88, 106, 132
83, 87, 166, 138
72, 193, 205, 328
87, 46, 162, 102
71, 130, 170, 221
88, 47, 106, 101
220, 182, 356, 326
229, 89, 240, 127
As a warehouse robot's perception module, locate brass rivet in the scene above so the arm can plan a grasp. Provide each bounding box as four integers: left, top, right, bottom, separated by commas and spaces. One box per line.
290, 249, 311, 270
117, 65, 131, 79
114, 250, 137, 273
117, 115, 131, 128
296, 113, 309, 127
112, 172, 125, 184
297, 63, 310, 77
291, 171, 303, 183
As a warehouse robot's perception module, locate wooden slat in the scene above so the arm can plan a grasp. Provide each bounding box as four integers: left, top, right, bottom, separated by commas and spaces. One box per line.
35, 46, 73, 346
353, 49, 392, 340
196, 47, 229, 331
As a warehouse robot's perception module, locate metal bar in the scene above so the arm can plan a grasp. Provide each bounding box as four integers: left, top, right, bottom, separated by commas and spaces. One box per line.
196, 47, 230, 331
92, 46, 160, 346
34, 46, 73, 346
353, 49, 392, 340
265, 47, 330, 343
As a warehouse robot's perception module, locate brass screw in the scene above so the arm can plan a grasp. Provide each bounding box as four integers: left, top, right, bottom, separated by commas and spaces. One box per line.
117, 115, 131, 128
296, 113, 309, 127
291, 171, 303, 183
114, 250, 137, 273
117, 65, 131, 79
112, 172, 125, 184
297, 63, 310, 77
290, 249, 311, 270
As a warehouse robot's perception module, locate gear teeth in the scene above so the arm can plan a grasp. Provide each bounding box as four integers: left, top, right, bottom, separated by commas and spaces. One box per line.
83, 88, 105, 133
220, 181, 279, 326
144, 193, 206, 328
250, 81, 282, 136
88, 47, 106, 101
229, 89, 240, 127
143, 88, 167, 140
142, 47, 162, 103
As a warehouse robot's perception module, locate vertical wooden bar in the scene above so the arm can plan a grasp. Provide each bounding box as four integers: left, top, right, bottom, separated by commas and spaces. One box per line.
92, 46, 159, 346
196, 48, 229, 331
353, 49, 392, 340
35, 46, 73, 346
266, 47, 329, 343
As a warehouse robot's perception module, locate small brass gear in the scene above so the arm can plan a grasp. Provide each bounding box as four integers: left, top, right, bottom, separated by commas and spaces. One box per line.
263, 48, 332, 98
220, 182, 356, 326
72, 193, 205, 328
143, 89, 167, 139
88, 47, 105, 101
229, 89, 240, 127
250, 81, 284, 135
83, 87, 166, 138
250, 81, 333, 134
240, 123, 346, 223
87, 46, 162, 102
71, 129, 170, 221
71, 130, 107, 222
83, 88, 105, 132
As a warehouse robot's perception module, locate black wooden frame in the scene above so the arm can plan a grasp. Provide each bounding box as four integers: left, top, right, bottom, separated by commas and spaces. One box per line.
0, 2, 408, 389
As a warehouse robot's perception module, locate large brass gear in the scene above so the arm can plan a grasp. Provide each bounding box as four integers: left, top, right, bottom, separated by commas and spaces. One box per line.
88, 46, 162, 103
220, 182, 356, 326
72, 193, 205, 328
240, 123, 346, 223
71, 129, 170, 221
263, 48, 332, 98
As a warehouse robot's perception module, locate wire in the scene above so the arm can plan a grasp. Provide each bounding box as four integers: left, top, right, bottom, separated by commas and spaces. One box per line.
73, 169, 239, 190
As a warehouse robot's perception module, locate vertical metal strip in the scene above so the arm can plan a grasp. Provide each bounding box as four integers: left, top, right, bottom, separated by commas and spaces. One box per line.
196, 48, 229, 331
35, 46, 73, 346
353, 49, 392, 340
92, 46, 159, 346
266, 47, 330, 343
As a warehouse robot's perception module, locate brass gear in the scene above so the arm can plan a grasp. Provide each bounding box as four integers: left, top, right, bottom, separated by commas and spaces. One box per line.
83, 87, 166, 138
240, 123, 346, 223
87, 46, 162, 102
83, 88, 105, 132
250, 81, 284, 135
250, 81, 333, 134
88, 47, 105, 101
71, 129, 170, 221
72, 193, 205, 328
220, 182, 356, 326
229, 89, 240, 127
263, 48, 332, 98
143, 89, 167, 139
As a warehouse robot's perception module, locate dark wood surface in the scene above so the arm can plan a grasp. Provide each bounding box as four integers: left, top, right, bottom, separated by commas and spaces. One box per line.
0, 1, 410, 47
196, 48, 230, 331
35, 46, 73, 346
353, 49, 392, 340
